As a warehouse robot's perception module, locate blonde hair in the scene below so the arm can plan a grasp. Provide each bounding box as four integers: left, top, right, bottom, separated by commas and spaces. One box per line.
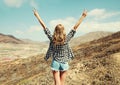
53, 24, 66, 45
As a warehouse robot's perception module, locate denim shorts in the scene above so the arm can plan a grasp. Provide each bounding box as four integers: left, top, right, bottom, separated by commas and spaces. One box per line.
51, 60, 69, 71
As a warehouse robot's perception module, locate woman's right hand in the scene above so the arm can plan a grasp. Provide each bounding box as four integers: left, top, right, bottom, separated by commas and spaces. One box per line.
33, 8, 46, 29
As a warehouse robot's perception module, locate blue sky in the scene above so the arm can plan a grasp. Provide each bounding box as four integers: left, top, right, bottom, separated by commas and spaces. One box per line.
0, 0, 120, 41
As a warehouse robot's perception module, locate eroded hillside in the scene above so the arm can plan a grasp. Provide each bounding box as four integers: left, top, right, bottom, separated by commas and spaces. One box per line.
0, 31, 120, 85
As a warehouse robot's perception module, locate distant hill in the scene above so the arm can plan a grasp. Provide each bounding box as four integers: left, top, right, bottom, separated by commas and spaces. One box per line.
0, 33, 48, 45
70, 31, 112, 46
0, 31, 120, 85
0, 33, 24, 44
42, 31, 112, 46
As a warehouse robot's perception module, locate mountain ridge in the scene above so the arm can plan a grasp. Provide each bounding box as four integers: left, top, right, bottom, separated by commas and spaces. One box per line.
0, 31, 112, 45
0, 33, 24, 44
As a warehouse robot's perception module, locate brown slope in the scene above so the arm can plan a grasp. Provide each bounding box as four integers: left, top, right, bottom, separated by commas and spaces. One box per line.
69, 31, 120, 85
0, 33, 24, 44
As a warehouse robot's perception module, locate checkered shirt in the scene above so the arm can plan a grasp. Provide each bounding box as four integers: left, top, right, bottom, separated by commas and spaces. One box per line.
44, 28, 76, 63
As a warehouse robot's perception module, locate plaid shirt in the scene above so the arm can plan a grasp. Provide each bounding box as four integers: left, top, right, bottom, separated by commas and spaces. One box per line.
44, 28, 76, 63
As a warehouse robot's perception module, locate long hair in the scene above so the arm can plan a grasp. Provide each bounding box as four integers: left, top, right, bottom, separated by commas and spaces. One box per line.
53, 24, 66, 45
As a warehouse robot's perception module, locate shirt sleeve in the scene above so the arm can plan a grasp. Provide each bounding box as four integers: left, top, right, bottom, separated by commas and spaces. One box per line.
44, 42, 53, 61
44, 28, 53, 41
66, 29, 76, 42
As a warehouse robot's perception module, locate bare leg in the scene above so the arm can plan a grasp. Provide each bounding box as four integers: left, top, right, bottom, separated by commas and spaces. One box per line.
52, 70, 61, 85
60, 71, 67, 85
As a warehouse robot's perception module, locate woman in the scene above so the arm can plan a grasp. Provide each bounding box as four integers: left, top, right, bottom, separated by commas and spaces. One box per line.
33, 9, 87, 85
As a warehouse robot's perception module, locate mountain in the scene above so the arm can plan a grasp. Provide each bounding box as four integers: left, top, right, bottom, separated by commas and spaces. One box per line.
0, 33, 24, 44
0, 31, 120, 85
70, 31, 112, 46
0, 31, 112, 44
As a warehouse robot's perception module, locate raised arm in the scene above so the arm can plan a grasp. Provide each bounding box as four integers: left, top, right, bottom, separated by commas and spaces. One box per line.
33, 9, 46, 29
73, 10, 87, 30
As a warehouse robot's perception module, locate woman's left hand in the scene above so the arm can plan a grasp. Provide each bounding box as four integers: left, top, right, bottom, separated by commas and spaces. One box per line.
33, 8, 39, 18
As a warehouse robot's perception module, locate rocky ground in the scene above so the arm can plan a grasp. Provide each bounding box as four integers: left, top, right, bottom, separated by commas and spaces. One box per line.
0, 31, 120, 85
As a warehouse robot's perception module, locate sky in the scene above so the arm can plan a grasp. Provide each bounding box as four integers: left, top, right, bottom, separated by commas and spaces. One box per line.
0, 0, 120, 41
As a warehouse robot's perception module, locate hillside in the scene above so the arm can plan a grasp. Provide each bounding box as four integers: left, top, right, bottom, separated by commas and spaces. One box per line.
0, 31, 120, 85
70, 31, 112, 46
0, 33, 24, 44
70, 31, 120, 85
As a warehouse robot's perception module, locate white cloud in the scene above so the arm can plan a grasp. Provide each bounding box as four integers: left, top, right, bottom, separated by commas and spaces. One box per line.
15, 25, 41, 35
15, 30, 24, 34
49, 9, 120, 36
78, 21, 120, 33
4, 0, 25, 8
88, 8, 120, 20
89, 9, 106, 17
14, 8, 120, 41
28, 25, 41, 33
4, 0, 38, 8
49, 17, 76, 33
30, 0, 38, 9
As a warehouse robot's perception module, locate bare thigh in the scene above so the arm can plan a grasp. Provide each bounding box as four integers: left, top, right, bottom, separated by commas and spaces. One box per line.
52, 70, 61, 85
60, 71, 67, 83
